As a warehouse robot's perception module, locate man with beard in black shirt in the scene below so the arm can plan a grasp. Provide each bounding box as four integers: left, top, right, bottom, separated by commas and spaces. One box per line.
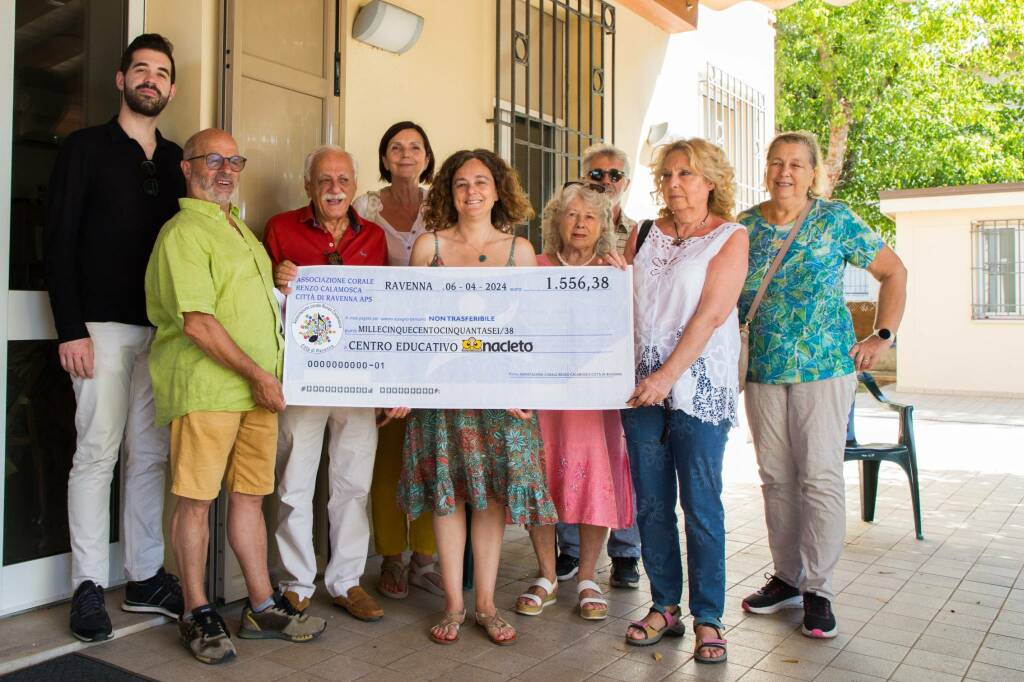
45, 33, 186, 642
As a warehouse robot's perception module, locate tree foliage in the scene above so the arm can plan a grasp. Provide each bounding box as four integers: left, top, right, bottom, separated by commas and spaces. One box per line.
775, 0, 1024, 238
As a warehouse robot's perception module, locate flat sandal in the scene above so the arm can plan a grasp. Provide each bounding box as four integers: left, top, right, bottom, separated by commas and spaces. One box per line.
428, 609, 465, 645
475, 610, 517, 646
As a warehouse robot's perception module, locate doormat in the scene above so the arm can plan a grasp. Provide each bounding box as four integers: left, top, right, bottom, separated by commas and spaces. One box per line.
1, 653, 155, 681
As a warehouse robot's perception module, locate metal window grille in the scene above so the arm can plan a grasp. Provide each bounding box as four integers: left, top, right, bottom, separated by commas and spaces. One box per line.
972, 219, 1024, 319
493, 0, 616, 251
699, 64, 768, 213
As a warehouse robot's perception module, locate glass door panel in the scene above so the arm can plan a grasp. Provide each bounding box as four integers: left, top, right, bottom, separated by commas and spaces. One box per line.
2, 0, 128, 615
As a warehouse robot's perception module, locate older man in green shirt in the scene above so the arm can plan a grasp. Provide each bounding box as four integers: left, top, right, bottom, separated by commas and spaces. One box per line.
145, 128, 325, 665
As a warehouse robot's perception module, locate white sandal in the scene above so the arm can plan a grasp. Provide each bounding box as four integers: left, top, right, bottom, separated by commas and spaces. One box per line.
515, 577, 557, 616
577, 579, 609, 620
409, 560, 445, 597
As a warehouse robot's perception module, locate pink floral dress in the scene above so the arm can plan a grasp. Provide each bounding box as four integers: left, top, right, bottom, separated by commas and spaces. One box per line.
535, 254, 634, 529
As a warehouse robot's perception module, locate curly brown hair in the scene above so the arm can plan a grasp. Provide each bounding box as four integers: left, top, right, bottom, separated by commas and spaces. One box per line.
422, 149, 535, 232
651, 138, 736, 222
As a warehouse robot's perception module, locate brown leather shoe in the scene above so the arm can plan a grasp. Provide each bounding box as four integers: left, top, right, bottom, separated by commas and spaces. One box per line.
282, 590, 310, 614
333, 586, 383, 622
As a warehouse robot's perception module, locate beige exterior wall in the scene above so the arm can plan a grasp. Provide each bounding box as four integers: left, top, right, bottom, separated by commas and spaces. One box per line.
143, 1, 671, 197
144, 0, 221, 146
882, 190, 1024, 397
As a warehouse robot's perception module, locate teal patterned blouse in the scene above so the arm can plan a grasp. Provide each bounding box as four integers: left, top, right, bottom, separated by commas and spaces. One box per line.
737, 198, 885, 385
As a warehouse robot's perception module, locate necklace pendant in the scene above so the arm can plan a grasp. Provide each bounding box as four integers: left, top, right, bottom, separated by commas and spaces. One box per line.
478, 254, 487, 262
672, 237, 685, 247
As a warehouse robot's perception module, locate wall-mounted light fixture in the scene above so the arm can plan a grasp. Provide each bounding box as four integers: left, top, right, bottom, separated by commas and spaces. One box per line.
352, 0, 424, 55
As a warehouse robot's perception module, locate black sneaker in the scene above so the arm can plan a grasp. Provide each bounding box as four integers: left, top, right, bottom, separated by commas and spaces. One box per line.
802, 592, 838, 638
741, 574, 803, 614
555, 553, 579, 582
179, 604, 236, 664
610, 557, 640, 589
70, 580, 113, 642
122, 567, 184, 618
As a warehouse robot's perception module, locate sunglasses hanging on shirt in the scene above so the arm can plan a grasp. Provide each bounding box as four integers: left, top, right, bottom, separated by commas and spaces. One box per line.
141, 160, 158, 197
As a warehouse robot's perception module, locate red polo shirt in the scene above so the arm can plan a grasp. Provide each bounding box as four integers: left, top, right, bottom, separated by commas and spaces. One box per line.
263, 203, 388, 267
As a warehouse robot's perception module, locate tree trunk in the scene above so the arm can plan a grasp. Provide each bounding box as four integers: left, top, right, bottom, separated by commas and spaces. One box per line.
823, 98, 852, 199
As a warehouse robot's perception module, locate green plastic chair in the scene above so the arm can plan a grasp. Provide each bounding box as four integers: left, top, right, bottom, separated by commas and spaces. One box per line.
845, 372, 923, 540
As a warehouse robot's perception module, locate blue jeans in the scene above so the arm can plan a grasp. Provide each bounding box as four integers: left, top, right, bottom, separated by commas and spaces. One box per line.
556, 510, 641, 559
621, 406, 729, 628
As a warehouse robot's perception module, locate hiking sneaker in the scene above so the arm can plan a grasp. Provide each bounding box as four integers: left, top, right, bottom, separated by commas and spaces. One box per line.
801, 592, 838, 638
610, 557, 640, 589
238, 591, 326, 642
122, 567, 184, 618
179, 605, 236, 665
70, 580, 113, 642
741, 574, 803, 614
555, 553, 580, 582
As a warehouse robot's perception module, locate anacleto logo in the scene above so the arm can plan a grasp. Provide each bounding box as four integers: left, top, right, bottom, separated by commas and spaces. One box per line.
461, 337, 534, 353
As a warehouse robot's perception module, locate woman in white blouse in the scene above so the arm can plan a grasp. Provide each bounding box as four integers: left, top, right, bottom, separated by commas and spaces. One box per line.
352, 121, 443, 599
620, 139, 748, 663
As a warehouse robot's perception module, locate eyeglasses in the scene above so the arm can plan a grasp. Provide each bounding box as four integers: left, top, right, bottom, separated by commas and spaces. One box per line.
186, 153, 247, 171
587, 168, 626, 183
324, 251, 343, 265
141, 160, 158, 197
562, 181, 606, 193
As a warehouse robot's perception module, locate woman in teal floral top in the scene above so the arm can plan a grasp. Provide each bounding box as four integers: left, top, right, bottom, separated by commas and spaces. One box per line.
737, 131, 906, 640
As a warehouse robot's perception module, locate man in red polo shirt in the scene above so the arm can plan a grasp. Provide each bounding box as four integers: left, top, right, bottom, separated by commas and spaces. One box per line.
264, 145, 388, 623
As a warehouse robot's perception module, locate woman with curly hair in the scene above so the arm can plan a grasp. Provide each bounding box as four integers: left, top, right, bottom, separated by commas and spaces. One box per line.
621, 138, 748, 662
513, 181, 633, 623
392, 149, 557, 647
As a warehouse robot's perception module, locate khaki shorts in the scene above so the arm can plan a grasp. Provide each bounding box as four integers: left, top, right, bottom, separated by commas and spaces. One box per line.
169, 407, 277, 500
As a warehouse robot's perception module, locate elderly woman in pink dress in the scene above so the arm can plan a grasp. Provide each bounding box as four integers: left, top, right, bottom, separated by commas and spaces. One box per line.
514, 181, 633, 621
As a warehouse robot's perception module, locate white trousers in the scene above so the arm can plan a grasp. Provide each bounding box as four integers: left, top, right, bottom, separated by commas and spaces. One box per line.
69, 322, 169, 588
274, 405, 378, 599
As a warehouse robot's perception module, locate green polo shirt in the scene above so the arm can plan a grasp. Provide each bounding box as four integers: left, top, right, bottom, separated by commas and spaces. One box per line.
145, 197, 283, 425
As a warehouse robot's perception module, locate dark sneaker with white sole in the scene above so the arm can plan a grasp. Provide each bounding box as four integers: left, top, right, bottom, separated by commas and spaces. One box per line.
610, 557, 640, 589
238, 591, 326, 642
801, 592, 838, 638
555, 553, 579, 582
122, 567, 184, 618
179, 604, 236, 664
741, 574, 803, 614
70, 580, 113, 642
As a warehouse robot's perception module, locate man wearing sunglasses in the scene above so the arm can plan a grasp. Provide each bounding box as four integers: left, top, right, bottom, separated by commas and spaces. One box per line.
555, 143, 643, 591
263, 145, 389, 625
581, 143, 636, 256
44, 33, 186, 643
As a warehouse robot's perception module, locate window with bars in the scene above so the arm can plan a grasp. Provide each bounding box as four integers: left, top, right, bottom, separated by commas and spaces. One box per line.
972, 219, 1024, 319
699, 64, 768, 214
493, 0, 615, 251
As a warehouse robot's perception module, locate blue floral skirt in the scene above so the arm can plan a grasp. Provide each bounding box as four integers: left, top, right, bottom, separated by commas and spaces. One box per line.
398, 409, 557, 527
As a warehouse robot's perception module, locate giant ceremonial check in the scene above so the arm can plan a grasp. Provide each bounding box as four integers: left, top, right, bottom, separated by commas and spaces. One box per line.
282, 265, 634, 409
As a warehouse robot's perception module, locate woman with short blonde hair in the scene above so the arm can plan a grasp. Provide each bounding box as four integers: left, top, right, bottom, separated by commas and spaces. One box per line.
738, 130, 906, 639
513, 181, 633, 624
620, 138, 748, 662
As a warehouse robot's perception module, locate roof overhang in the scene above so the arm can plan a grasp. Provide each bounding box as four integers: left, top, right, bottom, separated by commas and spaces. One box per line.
618, 0, 892, 35
879, 183, 1024, 217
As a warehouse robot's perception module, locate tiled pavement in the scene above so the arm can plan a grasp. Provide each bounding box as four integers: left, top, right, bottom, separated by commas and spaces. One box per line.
38, 395, 1024, 680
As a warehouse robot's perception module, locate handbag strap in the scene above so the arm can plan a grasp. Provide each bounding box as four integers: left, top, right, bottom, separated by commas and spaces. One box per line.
744, 199, 815, 326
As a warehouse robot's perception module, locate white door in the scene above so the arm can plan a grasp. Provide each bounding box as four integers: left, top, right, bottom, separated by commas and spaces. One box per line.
218, 0, 341, 603
0, 0, 144, 616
